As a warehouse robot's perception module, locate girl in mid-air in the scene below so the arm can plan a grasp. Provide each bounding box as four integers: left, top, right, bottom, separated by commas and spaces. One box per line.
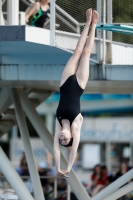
54, 8, 99, 178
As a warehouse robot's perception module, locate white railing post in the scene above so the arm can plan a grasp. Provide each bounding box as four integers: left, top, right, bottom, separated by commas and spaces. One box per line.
97, 0, 101, 39
107, 0, 112, 40
107, 0, 112, 64
102, 0, 107, 78
0, 0, 4, 25
0, 0, 2, 24
96, 0, 102, 63
77, 25, 80, 34
50, 0, 56, 46
8, 0, 19, 25
20, 12, 25, 25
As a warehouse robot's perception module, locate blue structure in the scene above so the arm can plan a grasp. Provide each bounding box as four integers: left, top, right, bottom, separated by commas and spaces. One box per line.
46, 93, 133, 102
44, 93, 133, 114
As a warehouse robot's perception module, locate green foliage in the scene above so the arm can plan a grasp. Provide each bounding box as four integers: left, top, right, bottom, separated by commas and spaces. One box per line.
112, 0, 133, 44
113, 0, 133, 23
56, 0, 96, 22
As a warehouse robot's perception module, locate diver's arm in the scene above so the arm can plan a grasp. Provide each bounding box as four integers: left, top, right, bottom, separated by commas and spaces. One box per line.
66, 126, 80, 172
25, 2, 39, 21
53, 118, 61, 172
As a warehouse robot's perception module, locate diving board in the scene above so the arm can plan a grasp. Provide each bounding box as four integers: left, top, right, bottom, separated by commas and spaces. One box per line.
96, 24, 133, 35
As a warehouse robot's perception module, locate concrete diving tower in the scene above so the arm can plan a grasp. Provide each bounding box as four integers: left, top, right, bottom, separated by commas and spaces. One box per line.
0, 25, 133, 94
0, 25, 133, 200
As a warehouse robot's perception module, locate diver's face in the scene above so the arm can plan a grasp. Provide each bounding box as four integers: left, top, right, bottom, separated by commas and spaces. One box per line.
59, 130, 72, 145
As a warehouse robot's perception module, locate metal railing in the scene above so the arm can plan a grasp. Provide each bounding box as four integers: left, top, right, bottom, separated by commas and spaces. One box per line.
2, 11, 25, 25
0, 175, 71, 200
55, 4, 80, 34
1, 0, 133, 65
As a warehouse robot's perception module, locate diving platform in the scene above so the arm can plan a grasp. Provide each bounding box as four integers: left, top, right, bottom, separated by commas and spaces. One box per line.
0, 25, 133, 94
96, 24, 133, 35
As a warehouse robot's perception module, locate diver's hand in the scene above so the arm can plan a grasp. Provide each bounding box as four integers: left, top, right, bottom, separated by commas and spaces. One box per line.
61, 169, 70, 174
58, 169, 69, 178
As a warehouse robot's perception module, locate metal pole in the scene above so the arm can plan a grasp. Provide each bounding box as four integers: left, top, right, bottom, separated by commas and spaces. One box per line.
50, 0, 55, 46
20, 12, 25, 25
0, 88, 10, 114
54, 178, 57, 198
77, 24, 80, 34
107, 0, 112, 40
102, 0, 106, 78
0, 147, 34, 200
0, 0, 2, 24
19, 89, 91, 200
91, 168, 133, 200
8, 0, 19, 25
107, 0, 112, 64
103, 182, 133, 200
0, 0, 4, 25
67, 184, 71, 200
11, 88, 45, 200
96, 0, 102, 63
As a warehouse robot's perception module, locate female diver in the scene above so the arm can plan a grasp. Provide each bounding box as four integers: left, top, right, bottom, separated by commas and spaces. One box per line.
25, 0, 50, 28
54, 9, 99, 178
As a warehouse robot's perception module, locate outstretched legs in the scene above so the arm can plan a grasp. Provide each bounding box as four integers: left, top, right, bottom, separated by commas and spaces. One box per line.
60, 9, 93, 87
76, 10, 99, 89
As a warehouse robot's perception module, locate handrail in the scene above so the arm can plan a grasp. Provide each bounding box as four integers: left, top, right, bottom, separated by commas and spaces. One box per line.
20, 0, 34, 6
0, 175, 71, 199
2, 0, 6, 5
0, 175, 66, 179
56, 13, 78, 33
55, 4, 79, 26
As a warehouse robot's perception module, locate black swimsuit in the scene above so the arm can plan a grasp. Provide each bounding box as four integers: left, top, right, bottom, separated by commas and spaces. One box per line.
56, 75, 84, 127
32, 7, 48, 28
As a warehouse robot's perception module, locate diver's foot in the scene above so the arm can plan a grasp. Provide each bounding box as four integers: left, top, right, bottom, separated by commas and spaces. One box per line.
92, 10, 99, 25
86, 8, 92, 24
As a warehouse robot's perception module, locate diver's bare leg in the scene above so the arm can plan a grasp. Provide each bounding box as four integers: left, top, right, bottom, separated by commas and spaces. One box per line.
76, 10, 99, 89
60, 9, 92, 86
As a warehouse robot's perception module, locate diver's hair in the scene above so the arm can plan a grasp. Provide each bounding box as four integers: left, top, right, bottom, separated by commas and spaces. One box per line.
59, 137, 73, 147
